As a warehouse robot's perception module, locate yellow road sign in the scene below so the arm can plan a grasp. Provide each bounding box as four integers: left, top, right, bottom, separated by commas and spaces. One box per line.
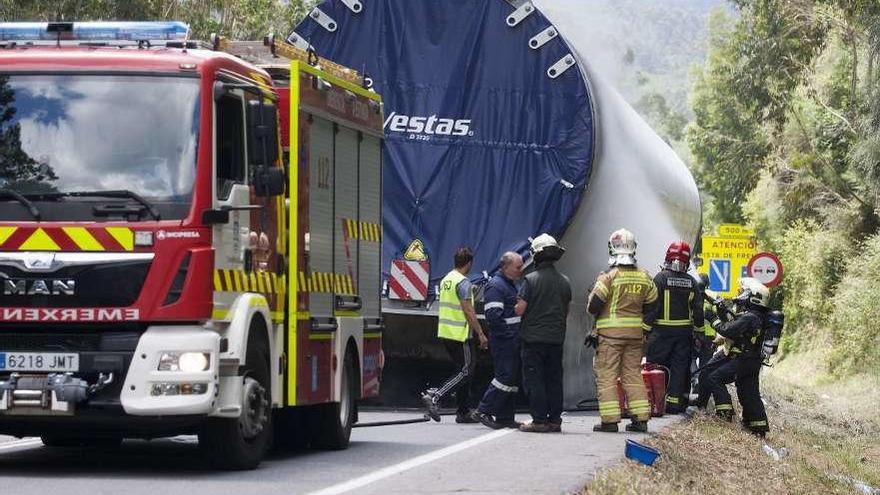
698, 227, 757, 299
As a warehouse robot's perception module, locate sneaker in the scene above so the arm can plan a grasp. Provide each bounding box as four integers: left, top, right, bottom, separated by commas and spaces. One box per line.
625, 420, 648, 433
421, 391, 440, 422
519, 421, 551, 433
496, 419, 523, 429
476, 413, 503, 430
547, 422, 562, 433
592, 422, 619, 433
455, 410, 480, 424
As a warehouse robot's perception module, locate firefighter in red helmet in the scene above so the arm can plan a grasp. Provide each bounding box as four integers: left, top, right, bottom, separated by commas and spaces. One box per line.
644, 241, 704, 414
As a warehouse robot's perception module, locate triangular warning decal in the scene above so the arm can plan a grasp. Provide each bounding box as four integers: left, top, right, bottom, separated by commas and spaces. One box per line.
403, 239, 427, 261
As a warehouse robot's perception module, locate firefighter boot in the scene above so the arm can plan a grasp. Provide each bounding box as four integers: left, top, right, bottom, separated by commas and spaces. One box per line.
625, 420, 648, 433
592, 422, 619, 433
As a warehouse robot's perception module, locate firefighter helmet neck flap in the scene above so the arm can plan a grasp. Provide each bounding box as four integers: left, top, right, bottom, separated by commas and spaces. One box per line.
735, 277, 769, 310
664, 241, 692, 273
530, 233, 564, 263
608, 228, 637, 267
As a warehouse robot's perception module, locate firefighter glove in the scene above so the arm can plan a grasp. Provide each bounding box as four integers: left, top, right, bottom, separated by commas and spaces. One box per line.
585, 334, 599, 349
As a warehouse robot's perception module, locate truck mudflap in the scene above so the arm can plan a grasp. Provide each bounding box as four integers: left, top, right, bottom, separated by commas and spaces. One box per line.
120, 326, 220, 416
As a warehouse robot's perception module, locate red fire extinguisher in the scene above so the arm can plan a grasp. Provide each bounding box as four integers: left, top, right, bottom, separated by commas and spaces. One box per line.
616, 363, 669, 418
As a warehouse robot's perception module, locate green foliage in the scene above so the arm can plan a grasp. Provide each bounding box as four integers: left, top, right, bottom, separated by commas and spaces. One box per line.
776, 220, 849, 355
0, 0, 314, 40
827, 234, 880, 375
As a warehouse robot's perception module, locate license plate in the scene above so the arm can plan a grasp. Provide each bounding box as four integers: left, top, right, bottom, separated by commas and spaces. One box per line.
0, 352, 79, 372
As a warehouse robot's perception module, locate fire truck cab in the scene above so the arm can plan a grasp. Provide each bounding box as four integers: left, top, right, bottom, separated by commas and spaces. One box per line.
0, 21, 383, 469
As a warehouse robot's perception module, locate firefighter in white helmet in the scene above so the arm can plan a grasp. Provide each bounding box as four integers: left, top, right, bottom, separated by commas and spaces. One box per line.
692, 278, 770, 436
586, 229, 658, 432
515, 234, 572, 433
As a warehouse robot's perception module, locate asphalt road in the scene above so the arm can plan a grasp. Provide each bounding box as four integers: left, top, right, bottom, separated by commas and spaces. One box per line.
0, 411, 678, 495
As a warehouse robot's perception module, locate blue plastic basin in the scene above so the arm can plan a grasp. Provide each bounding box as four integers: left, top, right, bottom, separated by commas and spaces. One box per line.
625, 439, 660, 466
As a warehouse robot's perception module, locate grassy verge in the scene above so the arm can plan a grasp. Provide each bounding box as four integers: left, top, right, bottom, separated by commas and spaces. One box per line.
582, 350, 880, 495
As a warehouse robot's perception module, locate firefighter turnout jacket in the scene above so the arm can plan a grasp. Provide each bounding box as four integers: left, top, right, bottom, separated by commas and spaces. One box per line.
710, 308, 765, 357
644, 269, 704, 332
587, 266, 658, 339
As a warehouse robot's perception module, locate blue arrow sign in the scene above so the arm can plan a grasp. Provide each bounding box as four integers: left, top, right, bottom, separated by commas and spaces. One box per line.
709, 259, 731, 292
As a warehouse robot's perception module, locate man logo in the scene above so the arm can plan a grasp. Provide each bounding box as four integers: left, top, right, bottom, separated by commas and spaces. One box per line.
4, 279, 75, 296
383, 112, 473, 137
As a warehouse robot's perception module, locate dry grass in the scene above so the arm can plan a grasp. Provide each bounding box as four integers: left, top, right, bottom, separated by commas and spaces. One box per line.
582, 350, 880, 495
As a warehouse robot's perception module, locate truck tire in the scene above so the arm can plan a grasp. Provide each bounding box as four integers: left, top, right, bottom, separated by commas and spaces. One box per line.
314, 348, 357, 450
200, 324, 272, 470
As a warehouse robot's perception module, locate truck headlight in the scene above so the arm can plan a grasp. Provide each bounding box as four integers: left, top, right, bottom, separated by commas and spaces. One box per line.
158, 352, 210, 372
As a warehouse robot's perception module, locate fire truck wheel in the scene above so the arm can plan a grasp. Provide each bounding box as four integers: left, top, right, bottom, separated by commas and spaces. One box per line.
200, 325, 272, 470
40, 436, 122, 448
314, 347, 357, 450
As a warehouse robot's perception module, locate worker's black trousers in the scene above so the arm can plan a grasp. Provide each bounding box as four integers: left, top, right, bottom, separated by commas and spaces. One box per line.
646, 329, 692, 413
700, 353, 768, 435
521, 341, 563, 425
437, 338, 478, 415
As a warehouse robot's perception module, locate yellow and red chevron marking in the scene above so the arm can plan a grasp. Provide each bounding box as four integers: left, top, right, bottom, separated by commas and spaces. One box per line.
0, 226, 134, 252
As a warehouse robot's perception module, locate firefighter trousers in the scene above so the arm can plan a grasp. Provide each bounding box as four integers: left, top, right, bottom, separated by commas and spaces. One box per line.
646, 329, 692, 412
694, 350, 729, 409
595, 335, 650, 423
478, 332, 521, 421
521, 341, 563, 424
734, 357, 768, 435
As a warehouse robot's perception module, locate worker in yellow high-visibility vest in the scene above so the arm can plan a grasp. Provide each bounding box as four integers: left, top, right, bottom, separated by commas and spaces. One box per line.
422, 247, 489, 423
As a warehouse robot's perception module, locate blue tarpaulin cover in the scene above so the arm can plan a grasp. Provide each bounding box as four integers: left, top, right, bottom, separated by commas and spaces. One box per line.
294, 0, 594, 289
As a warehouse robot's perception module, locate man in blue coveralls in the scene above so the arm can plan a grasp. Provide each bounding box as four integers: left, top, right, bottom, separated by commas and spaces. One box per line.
476, 252, 525, 429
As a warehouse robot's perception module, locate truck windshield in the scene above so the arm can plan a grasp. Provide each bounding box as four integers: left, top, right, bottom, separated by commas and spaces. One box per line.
0, 73, 199, 221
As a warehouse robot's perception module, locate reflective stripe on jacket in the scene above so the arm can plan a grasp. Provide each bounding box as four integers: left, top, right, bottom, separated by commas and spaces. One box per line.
437, 269, 471, 342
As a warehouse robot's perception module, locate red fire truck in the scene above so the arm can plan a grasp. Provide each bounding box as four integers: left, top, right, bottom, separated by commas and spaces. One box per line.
0, 21, 383, 469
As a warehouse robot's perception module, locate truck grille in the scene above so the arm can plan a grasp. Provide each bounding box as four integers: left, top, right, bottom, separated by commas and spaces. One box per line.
0, 259, 150, 308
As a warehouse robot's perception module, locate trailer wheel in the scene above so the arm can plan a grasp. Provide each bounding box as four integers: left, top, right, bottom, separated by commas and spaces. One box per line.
314, 348, 357, 450
200, 323, 272, 470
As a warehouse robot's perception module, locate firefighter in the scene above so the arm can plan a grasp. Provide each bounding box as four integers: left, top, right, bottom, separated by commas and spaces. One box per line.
515, 234, 571, 433
422, 247, 489, 423
695, 273, 718, 369
587, 229, 658, 433
644, 241, 704, 414
699, 278, 770, 436
476, 252, 525, 429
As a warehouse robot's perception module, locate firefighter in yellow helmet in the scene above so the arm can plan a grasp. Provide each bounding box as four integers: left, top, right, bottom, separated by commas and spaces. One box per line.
586, 229, 658, 432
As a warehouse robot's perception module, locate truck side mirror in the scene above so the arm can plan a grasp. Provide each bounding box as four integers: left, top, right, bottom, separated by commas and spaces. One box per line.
254, 167, 285, 197
247, 100, 279, 169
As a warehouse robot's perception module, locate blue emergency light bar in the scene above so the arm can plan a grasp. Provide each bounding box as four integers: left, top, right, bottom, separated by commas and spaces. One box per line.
0, 21, 189, 42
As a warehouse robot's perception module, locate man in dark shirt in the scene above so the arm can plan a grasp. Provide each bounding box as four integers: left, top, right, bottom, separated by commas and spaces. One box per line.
515, 234, 572, 433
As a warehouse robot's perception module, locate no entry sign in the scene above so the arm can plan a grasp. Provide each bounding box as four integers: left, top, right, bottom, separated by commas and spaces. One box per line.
747, 252, 783, 288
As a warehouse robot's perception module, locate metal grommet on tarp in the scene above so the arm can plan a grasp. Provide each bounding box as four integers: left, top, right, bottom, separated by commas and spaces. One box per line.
309, 7, 338, 32
286, 31, 312, 51
506, 1, 535, 27
546, 54, 575, 79
529, 26, 557, 50
339, 0, 364, 14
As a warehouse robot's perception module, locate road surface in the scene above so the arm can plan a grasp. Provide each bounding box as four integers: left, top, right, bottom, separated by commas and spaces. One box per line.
0, 411, 678, 495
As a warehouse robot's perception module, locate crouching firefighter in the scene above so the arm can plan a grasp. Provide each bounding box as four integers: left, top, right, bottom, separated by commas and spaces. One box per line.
587, 229, 658, 433
476, 252, 525, 430
695, 278, 771, 436
644, 241, 704, 414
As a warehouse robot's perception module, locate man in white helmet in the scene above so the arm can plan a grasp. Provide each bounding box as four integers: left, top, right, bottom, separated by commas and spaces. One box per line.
586, 228, 658, 433
514, 234, 572, 433
691, 278, 770, 436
